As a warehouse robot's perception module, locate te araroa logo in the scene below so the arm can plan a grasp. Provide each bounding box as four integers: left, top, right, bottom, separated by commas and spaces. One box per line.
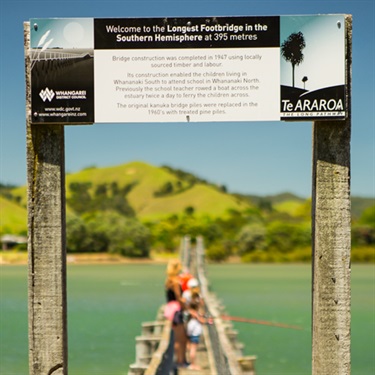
39, 87, 55, 102
282, 98, 344, 112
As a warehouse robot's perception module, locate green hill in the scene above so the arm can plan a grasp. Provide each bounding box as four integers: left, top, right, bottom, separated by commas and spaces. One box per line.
64, 161, 249, 219
3, 161, 374, 235
351, 197, 375, 220
274, 199, 309, 217
136, 183, 248, 219
0, 196, 27, 235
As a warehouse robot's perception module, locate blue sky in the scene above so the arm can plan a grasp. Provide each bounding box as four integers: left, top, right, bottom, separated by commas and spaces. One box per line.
0, 0, 374, 198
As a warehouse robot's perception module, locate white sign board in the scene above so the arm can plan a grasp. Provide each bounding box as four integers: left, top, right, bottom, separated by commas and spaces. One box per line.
95, 48, 280, 122
30, 15, 347, 124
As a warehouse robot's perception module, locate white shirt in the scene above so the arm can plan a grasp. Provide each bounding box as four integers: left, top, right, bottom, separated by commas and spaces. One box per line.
187, 317, 202, 337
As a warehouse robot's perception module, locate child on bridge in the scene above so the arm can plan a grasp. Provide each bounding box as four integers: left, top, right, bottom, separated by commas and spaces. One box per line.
186, 297, 213, 370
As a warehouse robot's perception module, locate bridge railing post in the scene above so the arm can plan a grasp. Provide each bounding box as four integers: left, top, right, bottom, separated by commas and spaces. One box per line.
311, 15, 352, 375
25, 22, 68, 375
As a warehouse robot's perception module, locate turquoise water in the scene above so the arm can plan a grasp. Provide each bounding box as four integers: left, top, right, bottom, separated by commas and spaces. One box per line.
0, 264, 166, 375
0, 264, 374, 374
208, 264, 313, 374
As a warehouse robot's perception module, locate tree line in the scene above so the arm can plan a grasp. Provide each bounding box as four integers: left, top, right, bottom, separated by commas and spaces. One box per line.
64, 181, 374, 262
1, 181, 373, 262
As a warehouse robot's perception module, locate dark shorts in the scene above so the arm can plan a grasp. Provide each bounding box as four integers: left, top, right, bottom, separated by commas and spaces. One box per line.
172, 310, 184, 326
189, 335, 200, 344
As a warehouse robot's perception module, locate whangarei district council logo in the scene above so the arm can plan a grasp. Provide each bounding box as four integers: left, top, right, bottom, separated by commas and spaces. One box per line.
39, 87, 55, 102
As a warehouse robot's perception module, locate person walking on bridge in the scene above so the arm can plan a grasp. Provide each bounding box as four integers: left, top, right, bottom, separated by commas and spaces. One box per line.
186, 298, 213, 370
164, 259, 188, 367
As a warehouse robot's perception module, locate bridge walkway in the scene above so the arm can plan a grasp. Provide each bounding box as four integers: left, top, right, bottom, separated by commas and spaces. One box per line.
128, 236, 257, 375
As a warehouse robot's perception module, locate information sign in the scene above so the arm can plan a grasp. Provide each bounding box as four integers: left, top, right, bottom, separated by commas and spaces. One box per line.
30, 15, 346, 124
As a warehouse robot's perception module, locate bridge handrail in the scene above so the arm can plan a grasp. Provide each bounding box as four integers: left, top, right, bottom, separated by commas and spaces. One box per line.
144, 319, 173, 375
195, 236, 244, 375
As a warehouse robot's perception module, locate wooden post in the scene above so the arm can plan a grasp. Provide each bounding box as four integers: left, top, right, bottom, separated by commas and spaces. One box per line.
311, 15, 352, 375
25, 22, 68, 375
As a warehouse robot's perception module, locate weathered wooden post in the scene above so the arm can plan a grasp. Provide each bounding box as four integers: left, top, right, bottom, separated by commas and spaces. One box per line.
24, 22, 68, 375
311, 15, 352, 375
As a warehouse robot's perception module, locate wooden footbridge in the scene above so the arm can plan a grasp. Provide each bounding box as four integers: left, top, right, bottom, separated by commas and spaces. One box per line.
128, 236, 257, 375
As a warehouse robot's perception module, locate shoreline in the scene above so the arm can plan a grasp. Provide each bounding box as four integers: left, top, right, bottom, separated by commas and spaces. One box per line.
0, 251, 244, 265
0, 252, 172, 266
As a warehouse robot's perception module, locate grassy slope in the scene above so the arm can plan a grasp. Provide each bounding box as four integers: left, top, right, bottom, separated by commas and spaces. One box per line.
0, 196, 27, 234
274, 199, 312, 219
65, 161, 248, 219
274, 200, 304, 216
9, 186, 27, 207
8, 161, 247, 226
138, 184, 248, 219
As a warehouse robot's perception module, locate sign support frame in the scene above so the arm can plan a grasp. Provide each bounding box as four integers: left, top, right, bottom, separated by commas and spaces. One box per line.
24, 15, 352, 375
25, 22, 68, 375
311, 15, 352, 375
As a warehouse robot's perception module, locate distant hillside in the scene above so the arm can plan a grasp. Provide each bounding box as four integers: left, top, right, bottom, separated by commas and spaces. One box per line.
3, 161, 374, 235
243, 192, 373, 219
0, 196, 27, 235
351, 197, 375, 220
242, 192, 305, 205
64, 161, 249, 219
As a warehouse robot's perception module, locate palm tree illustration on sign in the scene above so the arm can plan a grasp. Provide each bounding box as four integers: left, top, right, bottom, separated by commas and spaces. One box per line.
302, 76, 308, 89
281, 32, 306, 88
